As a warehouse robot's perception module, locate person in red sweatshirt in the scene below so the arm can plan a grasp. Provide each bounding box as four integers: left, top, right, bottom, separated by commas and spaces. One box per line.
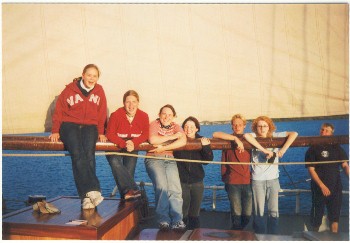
213, 114, 251, 230
106, 90, 149, 200
49, 64, 107, 210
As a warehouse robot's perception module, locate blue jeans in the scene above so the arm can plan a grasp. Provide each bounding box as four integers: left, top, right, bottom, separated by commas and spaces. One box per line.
106, 152, 139, 198
181, 181, 204, 219
59, 122, 101, 199
225, 184, 252, 230
145, 156, 183, 224
252, 179, 280, 234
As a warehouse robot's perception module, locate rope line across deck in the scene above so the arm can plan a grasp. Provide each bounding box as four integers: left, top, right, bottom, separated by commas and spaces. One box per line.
2, 151, 348, 166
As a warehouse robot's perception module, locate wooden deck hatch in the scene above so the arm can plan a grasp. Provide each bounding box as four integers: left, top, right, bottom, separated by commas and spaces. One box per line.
2, 196, 141, 240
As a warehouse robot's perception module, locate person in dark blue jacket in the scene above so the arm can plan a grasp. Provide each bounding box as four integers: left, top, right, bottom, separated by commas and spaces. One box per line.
174, 116, 213, 229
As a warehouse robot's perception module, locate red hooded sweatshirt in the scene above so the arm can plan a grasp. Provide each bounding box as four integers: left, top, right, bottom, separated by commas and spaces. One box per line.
51, 79, 107, 135
106, 107, 149, 148
221, 134, 251, 184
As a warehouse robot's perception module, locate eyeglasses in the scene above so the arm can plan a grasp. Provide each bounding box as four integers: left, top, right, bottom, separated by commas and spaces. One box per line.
257, 125, 269, 129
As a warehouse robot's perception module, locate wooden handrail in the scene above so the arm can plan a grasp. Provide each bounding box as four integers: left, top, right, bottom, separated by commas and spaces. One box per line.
2, 135, 348, 151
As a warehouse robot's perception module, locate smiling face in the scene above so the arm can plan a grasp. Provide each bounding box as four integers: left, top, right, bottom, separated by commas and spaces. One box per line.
256, 120, 269, 138
232, 118, 246, 135
184, 120, 198, 139
124, 95, 139, 117
159, 107, 174, 126
82, 67, 99, 89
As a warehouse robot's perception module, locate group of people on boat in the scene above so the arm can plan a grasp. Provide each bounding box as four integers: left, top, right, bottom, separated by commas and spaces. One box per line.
49, 64, 349, 234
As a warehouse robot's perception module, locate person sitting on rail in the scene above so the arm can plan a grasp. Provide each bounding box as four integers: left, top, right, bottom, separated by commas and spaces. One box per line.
105, 90, 149, 201
49, 64, 107, 210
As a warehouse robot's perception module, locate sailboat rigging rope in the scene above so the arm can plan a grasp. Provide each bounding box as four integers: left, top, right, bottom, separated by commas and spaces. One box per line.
281, 165, 297, 189
2, 151, 348, 166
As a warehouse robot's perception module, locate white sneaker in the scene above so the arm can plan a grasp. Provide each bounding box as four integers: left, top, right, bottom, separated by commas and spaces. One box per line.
86, 191, 104, 207
82, 198, 95, 209
171, 221, 186, 231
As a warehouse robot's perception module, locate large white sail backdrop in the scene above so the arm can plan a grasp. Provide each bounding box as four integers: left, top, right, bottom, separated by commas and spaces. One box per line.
2, 4, 349, 134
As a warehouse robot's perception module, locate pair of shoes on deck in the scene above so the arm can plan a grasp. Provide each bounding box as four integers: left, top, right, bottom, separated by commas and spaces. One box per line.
33, 201, 61, 214
159, 221, 186, 232
82, 191, 104, 210
124, 190, 141, 201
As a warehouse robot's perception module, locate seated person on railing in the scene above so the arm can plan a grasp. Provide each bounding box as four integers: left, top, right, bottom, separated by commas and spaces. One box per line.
244, 116, 298, 234
145, 104, 187, 231
49, 64, 107, 210
305, 123, 349, 233
174, 116, 213, 230
105, 90, 149, 201
212, 114, 251, 230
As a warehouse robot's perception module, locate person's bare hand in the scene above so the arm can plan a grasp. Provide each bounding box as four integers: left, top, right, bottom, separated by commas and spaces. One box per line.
126, 140, 135, 152
99, 134, 107, 143
49, 133, 60, 142
320, 184, 331, 197
235, 139, 245, 153
149, 144, 166, 153
200, 137, 211, 146
265, 150, 273, 159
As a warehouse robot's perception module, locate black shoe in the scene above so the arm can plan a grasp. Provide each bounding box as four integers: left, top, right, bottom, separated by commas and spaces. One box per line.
159, 222, 170, 231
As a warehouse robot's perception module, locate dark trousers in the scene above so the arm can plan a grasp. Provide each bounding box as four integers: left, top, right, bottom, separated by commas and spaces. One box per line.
181, 181, 204, 229
60, 122, 100, 199
225, 184, 252, 230
106, 152, 139, 198
310, 181, 342, 228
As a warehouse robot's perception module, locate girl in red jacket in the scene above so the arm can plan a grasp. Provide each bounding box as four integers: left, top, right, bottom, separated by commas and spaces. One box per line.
106, 90, 149, 200
49, 64, 107, 210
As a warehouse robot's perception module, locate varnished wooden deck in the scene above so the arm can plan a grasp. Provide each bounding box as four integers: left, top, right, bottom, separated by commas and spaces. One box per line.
135, 208, 349, 241
2, 196, 140, 240
3, 197, 349, 240
134, 228, 188, 240
134, 228, 256, 241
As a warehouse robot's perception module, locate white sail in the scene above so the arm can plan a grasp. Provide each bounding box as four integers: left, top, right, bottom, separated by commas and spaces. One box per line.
2, 3, 349, 134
